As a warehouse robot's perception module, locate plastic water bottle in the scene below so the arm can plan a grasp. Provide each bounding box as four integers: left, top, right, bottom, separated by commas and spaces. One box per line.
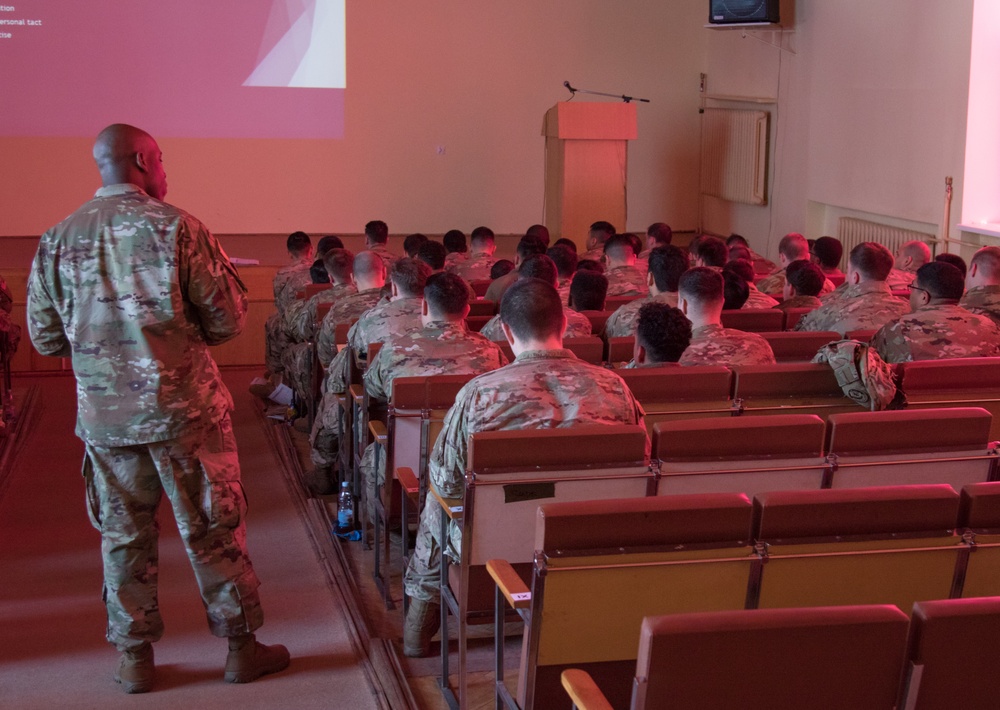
335, 481, 355, 534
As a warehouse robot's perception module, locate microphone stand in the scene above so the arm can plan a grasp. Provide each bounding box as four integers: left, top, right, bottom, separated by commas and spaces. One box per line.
563, 81, 650, 103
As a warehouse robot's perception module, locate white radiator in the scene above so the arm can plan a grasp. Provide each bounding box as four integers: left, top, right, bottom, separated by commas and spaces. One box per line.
700, 108, 769, 206
837, 217, 936, 256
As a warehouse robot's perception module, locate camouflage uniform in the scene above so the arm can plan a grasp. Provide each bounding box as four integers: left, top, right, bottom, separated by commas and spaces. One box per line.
267, 282, 356, 375
478, 306, 592, 341
794, 281, 910, 337
885, 267, 917, 291
778, 294, 823, 312
0, 275, 21, 358
358, 321, 508, 520
273, 258, 312, 307
26, 183, 261, 651
444, 252, 468, 269
367, 244, 399, 270
309, 295, 423, 469
484, 271, 518, 303
314, 287, 384, 369
960, 284, 1000, 326
870, 304, 1000, 363
557, 278, 572, 306
742, 286, 779, 309
449, 252, 495, 282
580, 247, 605, 263
679, 323, 776, 367
750, 249, 777, 276
403, 349, 648, 602
756, 267, 836, 297
605, 265, 647, 297
603, 291, 678, 338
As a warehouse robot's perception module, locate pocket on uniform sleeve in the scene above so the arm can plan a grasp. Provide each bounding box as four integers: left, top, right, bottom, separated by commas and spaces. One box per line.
199, 450, 247, 529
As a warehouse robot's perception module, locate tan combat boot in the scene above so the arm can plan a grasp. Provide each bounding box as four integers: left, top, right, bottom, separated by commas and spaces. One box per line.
224, 634, 291, 683
403, 599, 440, 657
114, 643, 155, 694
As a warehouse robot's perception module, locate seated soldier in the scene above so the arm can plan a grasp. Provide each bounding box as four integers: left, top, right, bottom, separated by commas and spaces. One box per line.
886, 240, 931, 290
358, 272, 508, 522
961, 246, 1000, 325
274, 249, 360, 403
449, 226, 496, 282
810, 236, 845, 282
871, 261, 1000, 363
722, 270, 750, 310
576, 258, 605, 274
526, 223, 551, 247
401, 278, 647, 657
627, 302, 691, 368
778, 259, 825, 311
490, 259, 514, 280
690, 235, 728, 270
0, 275, 21, 366
757, 233, 835, 297
604, 245, 688, 338
415, 240, 476, 301
403, 233, 429, 258
640, 222, 672, 261
724, 259, 778, 308
568, 270, 608, 312
442, 229, 468, 269
603, 233, 648, 296
548, 244, 578, 305
554, 237, 578, 253
310, 259, 431, 492
272, 231, 313, 309
727, 233, 776, 275
935, 252, 967, 278
580, 220, 616, 262
678, 267, 776, 366
484, 234, 547, 302
364, 220, 398, 269
480, 255, 592, 339
794, 242, 910, 337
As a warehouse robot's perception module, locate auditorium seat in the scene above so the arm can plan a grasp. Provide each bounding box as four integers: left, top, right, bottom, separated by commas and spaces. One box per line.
957, 482, 1000, 598
845, 328, 876, 342
579, 309, 612, 334
469, 279, 491, 297
752, 485, 963, 612
435, 425, 652, 709
825, 407, 998, 490
760, 330, 840, 362
617, 366, 733, 436
900, 357, 1000, 442
731, 362, 859, 420
604, 336, 635, 365
467, 299, 497, 316
652, 414, 828, 496
465, 314, 493, 333
304, 283, 332, 299
721, 308, 785, 332
490, 493, 755, 709
562, 604, 910, 710
781, 306, 814, 330
603, 295, 640, 312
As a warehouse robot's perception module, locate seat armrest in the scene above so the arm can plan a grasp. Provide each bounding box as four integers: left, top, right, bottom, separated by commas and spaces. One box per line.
561, 669, 614, 710
368, 420, 388, 446
349, 384, 365, 404
430, 487, 463, 520
486, 559, 531, 610
396, 467, 420, 500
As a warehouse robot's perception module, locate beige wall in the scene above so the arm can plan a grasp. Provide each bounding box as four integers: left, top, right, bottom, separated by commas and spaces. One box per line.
0, 1, 706, 252
701, 0, 975, 257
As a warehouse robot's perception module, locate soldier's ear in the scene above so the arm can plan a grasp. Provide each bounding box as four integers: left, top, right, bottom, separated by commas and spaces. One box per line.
421, 299, 429, 316
633, 339, 646, 364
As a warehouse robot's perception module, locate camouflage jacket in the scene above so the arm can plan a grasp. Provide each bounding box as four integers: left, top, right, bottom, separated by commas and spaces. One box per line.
367, 244, 398, 269
484, 271, 518, 303
794, 281, 909, 337
27, 184, 246, 446
315, 287, 384, 367
478, 306, 592, 341
605, 265, 647, 297
284, 282, 358, 343
679, 323, 776, 367
364, 320, 508, 400
871, 303, 1000, 363
743, 286, 779, 309
449, 252, 496, 282
960, 284, 1000, 326
429, 349, 648, 501
444, 252, 468, 269
885, 267, 917, 291
778, 294, 823, 312
557, 278, 572, 306
603, 291, 678, 338
324, 296, 426, 394
579, 247, 605, 263
756, 267, 835, 297
273, 258, 312, 310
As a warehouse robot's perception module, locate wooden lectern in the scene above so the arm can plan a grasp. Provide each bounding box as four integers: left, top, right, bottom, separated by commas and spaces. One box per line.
542, 102, 637, 247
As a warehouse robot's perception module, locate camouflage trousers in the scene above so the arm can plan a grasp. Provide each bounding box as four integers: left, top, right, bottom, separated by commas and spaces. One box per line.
83, 414, 263, 651
280, 341, 314, 406
263, 311, 290, 374
403, 494, 462, 603
359, 441, 384, 524
309, 391, 343, 469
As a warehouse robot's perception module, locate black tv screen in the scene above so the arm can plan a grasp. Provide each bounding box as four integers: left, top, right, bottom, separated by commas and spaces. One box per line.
709, 0, 780, 25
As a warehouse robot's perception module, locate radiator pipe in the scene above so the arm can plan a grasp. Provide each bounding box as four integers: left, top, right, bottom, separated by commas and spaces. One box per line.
942, 176, 953, 253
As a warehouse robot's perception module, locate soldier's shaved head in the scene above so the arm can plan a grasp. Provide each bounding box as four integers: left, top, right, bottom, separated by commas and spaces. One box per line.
500, 279, 564, 343
970, 247, 1000, 283
93, 123, 167, 200
323, 249, 354, 284
424, 272, 471, 319
354, 251, 386, 291
896, 240, 932, 270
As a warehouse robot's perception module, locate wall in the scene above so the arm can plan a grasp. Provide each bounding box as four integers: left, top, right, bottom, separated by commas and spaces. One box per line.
701, 0, 975, 258
0, 1, 707, 253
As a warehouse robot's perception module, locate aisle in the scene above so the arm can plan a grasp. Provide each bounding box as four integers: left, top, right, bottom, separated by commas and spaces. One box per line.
0, 369, 379, 710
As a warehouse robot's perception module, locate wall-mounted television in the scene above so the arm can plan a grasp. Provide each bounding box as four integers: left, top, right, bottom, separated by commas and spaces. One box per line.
709, 0, 780, 26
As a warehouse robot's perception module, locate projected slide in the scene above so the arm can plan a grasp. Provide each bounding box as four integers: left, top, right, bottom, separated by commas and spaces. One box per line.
0, 0, 345, 139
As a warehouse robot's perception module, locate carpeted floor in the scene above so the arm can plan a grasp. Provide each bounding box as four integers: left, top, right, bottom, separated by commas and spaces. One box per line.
0, 368, 380, 709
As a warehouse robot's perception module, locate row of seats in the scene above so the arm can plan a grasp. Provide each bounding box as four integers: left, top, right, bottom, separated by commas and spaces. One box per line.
485, 482, 1000, 709
561, 598, 1000, 710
